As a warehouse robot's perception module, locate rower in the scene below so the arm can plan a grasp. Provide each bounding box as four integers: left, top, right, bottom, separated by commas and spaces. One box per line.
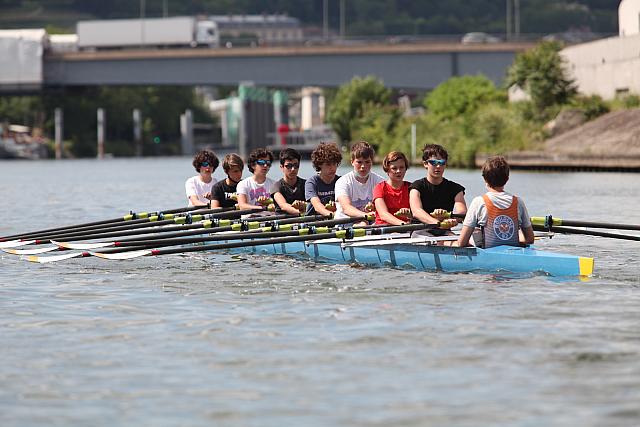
185, 149, 219, 207
409, 144, 466, 231
272, 148, 307, 215
334, 141, 385, 223
210, 153, 244, 208
455, 156, 534, 248
305, 142, 343, 216
373, 151, 412, 225
236, 147, 277, 212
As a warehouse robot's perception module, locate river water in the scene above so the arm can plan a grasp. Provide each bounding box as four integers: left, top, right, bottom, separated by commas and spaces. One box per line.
1, 157, 639, 427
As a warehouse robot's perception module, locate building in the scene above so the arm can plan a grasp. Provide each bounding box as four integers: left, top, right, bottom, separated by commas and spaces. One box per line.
561, 0, 640, 99
619, 0, 640, 36
209, 14, 303, 46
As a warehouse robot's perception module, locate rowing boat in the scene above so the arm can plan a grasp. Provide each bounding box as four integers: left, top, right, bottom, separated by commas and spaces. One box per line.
233, 232, 594, 277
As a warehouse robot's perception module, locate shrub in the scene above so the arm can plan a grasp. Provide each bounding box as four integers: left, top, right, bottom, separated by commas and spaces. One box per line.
424, 75, 506, 120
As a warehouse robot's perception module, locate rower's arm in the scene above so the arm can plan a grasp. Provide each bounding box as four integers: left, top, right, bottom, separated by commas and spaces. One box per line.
520, 226, 535, 245
409, 189, 438, 224
236, 194, 262, 211
309, 196, 332, 217
374, 198, 405, 225
188, 195, 207, 207
337, 195, 368, 218
273, 192, 302, 215
452, 191, 467, 224
455, 225, 474, 247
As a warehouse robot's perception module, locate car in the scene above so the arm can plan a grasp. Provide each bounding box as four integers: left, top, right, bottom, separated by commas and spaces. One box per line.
461, 32, 501, 44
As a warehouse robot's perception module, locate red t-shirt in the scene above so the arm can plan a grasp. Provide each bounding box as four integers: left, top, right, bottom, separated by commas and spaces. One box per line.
372, 181, 411, 224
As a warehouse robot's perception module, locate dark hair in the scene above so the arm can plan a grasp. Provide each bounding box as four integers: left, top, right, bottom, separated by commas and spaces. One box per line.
279, 147, 301, 165
222, 153, 244, 174
482, 156, 510, 188
382, 151, 409, 172
311, 142, 342, 171
192, 150, 219, 172
421, 144, 448, 162
247, 147, 274, 173
350, 140, 375, 161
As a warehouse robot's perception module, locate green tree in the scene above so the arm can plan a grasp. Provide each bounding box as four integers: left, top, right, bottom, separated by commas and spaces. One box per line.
326, 76, 391, 144
424, 75, 506, 120
506, 40, 577, 114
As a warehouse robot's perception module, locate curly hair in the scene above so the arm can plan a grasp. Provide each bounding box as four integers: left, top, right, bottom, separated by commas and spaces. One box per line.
311, 142, 342, 171
192, 150, 220, 173
421, 144, 448, 162
222, 153, 244, 174
382, 151, 409, 173
482, 156, 510, 188
247, 147, 274, 173
350, 140, 375, 161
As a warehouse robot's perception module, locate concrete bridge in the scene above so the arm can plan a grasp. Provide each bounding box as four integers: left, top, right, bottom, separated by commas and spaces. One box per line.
39, 42, 533, 90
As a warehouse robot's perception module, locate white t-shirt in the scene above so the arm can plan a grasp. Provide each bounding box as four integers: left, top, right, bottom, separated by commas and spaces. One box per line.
185, 175, 217, 206
463, 191, 532, 229
334, 171, 385, 219
236, 176, 277, 206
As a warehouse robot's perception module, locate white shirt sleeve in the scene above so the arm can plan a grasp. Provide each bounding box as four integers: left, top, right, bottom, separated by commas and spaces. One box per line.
236, 178, 250, 196
334, 174, 350, 199
185, 177, 197, 197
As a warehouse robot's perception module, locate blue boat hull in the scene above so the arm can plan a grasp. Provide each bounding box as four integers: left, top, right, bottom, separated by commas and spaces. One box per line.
237, 240, 593, 276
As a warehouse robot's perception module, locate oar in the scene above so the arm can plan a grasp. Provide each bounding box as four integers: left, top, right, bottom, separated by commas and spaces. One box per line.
532, 216, 640, 231
5, 206, 238, 241
4, 212, 302, 254
0, 204, 213, 241
22, 215, 358, 262
81, 215, 369, 253
90, 222, 438, 260
7, 208, 263, 246
533, 225, 640, 241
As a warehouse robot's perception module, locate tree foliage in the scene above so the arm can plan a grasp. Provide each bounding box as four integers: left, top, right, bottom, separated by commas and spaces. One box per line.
506, 41, 577, 113
424, 75, 506, 120
326, 76, 391, 144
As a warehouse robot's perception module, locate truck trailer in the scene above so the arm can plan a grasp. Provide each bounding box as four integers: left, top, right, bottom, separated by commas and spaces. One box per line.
77, 17, 219, 49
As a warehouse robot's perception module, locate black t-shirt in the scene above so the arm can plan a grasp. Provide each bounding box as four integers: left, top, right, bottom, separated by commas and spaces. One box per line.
274, 177, 306, 207
211, 179, 238, 208
409, 177, 465, 213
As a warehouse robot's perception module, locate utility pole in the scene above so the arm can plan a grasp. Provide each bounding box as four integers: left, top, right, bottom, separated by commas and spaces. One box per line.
514, 0, 520, 40
340, 0, 346, 40
506, 0, 512, 41
140, 0, 145, 47
323, 0, 329, 41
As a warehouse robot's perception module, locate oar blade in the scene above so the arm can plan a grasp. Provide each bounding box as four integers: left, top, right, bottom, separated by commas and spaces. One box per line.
90, 249, 152, 260
0, 240, 35, 249
3, 246, 60, 255
51, 240, 115, 250
26, 251, 87, 263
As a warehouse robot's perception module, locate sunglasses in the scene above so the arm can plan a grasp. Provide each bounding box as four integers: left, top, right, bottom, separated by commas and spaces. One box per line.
426, 159, 446, 167
283, 163, 299, 170
255, 159, 272, 167
201, 161, 210, 167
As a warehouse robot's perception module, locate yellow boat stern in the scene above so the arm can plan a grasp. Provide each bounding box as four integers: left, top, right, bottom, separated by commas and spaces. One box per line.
579, 256, 594, 276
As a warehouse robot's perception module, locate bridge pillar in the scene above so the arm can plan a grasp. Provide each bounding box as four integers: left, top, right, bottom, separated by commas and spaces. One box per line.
133, 109, 142, 157
180, 109, 194, 156
97, 108, 105, 159
54, 108, 63, 160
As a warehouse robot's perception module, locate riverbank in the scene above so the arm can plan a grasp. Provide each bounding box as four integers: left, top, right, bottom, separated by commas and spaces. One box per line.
477, 109, 640, 171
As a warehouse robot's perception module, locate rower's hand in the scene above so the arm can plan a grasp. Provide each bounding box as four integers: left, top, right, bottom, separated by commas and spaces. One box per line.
256, 196, 274, 207
394, 208, 412, 221
203, 191, 212, 200
439, 218, 457, 229
363, 202, 375, 213
430, 209, 450, 221
324, 200, 337, 212
291, 200, 307, 213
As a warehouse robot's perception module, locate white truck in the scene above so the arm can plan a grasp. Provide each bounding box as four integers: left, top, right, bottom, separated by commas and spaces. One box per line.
77, 16, 219, 50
